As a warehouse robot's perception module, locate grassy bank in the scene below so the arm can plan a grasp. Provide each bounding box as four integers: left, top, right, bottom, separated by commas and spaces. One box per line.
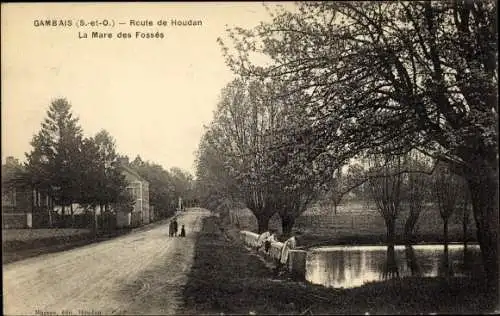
181, 216, 497, 315
1, 228, 134, 264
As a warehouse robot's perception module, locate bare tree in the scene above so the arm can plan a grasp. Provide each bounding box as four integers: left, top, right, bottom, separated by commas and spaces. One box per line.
458, 181, 471, 251
367, 155, 404, 246
402, 153, 433, 244
433, 162, 463, 246
315, 162, 369, 217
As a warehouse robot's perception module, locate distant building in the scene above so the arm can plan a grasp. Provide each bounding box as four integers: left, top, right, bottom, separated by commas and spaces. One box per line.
115, 157, 150, 228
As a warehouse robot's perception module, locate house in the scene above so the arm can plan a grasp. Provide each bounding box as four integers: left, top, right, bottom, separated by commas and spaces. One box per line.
1, 157, 53, 228
115, 157, 150, 228
2, 183, 32, 229
2, 156, 151, 229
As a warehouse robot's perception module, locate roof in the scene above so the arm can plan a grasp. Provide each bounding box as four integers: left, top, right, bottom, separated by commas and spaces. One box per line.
120, 164, 149, 184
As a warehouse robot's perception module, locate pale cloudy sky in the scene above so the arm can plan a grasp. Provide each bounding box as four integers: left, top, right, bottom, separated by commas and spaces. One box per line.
1, 2, 289, 175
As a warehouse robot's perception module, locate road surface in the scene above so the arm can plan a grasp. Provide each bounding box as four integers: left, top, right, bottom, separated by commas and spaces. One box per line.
3, 208, 210, 315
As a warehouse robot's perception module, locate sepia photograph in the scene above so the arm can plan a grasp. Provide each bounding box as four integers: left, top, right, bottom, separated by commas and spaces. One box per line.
1, 1, 499, 315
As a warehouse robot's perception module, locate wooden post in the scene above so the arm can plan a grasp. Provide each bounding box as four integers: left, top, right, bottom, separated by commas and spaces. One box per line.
288, 250, 307, 280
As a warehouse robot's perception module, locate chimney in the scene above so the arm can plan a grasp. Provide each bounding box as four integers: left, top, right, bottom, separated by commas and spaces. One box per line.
6, 156, 17, 166
118, 157, 129, 166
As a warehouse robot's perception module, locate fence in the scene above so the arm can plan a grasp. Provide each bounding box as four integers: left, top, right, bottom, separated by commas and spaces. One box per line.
42, 212, 117, 230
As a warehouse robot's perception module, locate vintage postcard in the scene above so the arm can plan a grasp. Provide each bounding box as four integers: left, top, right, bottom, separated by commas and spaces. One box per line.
2, 2, 498, 315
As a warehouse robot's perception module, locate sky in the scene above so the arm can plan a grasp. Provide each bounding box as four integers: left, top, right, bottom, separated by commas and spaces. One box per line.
1, 2, 290, 175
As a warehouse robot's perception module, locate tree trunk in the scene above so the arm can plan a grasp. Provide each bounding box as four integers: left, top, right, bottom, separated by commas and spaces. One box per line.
93, 206, 98, 237
99, 204, 104, 231
61, 205, 66, 228
70, 203, 74, 228
48, 205, 53, 228
383, 244, 399, 279
463, 205, 468, 250
280, 213, 296, 238
256, 213, 272, 234
466, 167, 498, 297
405, 245, 421, 276
385, 217, 396, 246
441, 243, 451, 278
404, 210, 419, 245
443, 218, 449, 246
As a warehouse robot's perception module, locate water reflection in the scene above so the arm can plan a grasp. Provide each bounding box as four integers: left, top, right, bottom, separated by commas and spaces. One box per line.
404, 245, 421, 277
381, 245, 400, 280
306, 244, 481, 289
438, 244, 453, 278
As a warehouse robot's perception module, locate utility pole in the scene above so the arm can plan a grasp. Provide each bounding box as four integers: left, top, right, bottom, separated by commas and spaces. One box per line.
178, 196, 183, 211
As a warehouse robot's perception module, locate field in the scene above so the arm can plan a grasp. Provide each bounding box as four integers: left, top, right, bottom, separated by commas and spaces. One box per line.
229, 201, 476, 246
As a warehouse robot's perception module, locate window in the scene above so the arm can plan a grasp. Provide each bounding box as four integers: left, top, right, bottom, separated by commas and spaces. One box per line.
127, 187, 136, 199
2, 188, 16, 206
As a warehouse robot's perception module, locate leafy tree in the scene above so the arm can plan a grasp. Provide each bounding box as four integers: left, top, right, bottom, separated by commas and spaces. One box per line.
170, 167, 195, 208
196, 78, 322, 233
130, 156, 178, 218
195, 132, 241, 212
76, 136, 102, 231
25, 98, 85, 226
2, 157, 27, 188
264, 134, 323, 236
197, 79, 280, 233
74, 132, 128, 231
221, 1, 498, 292
94, 130, 128, 214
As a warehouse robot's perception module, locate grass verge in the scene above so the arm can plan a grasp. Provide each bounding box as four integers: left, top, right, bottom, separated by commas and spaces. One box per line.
181, 216, 498, 315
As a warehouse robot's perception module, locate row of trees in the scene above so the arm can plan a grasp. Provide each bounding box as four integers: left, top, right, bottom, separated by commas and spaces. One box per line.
363, 152, 470, 247
130, 156, 196, 217
5, 98, 193, 228
195, 79, 327, 235
22, 98, 131, 226
197, 1, 497, 293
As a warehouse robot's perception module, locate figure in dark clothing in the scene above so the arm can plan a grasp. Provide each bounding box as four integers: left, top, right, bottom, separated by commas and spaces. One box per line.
172, 219, 178, 237
168, 221, 174, 237
180, 225, 186, 237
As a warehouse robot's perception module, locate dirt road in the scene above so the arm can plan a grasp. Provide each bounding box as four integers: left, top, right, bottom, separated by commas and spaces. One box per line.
3, 208, 211, 315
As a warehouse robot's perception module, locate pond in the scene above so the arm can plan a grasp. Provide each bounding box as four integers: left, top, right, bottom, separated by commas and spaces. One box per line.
305, 244, 482, 289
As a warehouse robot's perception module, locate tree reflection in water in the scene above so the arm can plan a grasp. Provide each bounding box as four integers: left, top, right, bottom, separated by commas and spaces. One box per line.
381, 245, 400, 280
405, 245, 422, 277
438, 243, 454, 277
461, 244, 475, 273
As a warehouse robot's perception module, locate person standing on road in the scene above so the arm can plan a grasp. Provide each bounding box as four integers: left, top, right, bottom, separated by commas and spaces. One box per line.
172, 219, 178, 237
180, 225, 186, 237
168, 221, 173, 237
